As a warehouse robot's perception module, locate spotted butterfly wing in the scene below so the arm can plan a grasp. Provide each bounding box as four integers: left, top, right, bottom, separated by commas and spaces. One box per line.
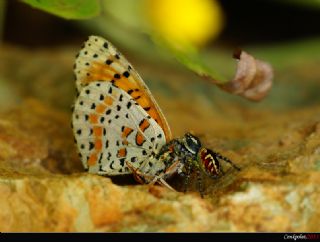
74, 36, 171, 139
72, 36, 172, 177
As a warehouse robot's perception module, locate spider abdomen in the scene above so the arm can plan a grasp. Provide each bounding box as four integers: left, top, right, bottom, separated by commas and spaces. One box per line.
198, 148, 220, 177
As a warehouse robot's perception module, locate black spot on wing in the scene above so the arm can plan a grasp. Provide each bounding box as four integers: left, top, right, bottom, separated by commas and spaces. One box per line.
106, 59, 113, 65
109, 160, 115, 169
123, 71, 130, 78
119, 158, 125, 167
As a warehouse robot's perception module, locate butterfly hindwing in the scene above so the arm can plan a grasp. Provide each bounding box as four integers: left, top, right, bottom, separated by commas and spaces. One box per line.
72, 81, 167, 175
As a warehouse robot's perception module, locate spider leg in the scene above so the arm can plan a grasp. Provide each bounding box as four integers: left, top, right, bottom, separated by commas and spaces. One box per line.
213, 151, 241, 171
156, 139, 180, 159
195, 168, 205, 198
183, 159, 192, 193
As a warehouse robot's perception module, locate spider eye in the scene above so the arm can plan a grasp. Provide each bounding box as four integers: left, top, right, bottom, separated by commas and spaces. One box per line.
183, 133, 201, 154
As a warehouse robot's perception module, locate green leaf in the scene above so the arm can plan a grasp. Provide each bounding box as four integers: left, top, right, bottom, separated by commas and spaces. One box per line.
152, 36, 232, 84
168, 44, 228, 83
21, 0, 100, 19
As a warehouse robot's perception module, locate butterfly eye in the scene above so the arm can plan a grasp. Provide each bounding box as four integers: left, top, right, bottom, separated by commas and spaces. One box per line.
183, 133, 201, 154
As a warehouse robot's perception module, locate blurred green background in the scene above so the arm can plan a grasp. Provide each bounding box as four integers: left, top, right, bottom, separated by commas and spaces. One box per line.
0, 0, 320, 111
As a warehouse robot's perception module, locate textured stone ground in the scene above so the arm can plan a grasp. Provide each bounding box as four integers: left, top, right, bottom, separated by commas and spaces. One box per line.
0, 45, 319, 232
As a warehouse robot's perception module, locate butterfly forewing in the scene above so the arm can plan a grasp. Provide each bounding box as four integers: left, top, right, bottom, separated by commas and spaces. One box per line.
74, 36, 172, 141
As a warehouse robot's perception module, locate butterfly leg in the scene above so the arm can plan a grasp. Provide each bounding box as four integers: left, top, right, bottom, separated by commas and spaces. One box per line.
162, 157, 181, 178
148, 158, 180, 191
125, 161, 152, 184
152, 177, 176, 191
125, 160, 176, 191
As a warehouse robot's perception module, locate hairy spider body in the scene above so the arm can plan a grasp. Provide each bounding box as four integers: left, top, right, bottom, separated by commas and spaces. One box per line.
156, 133, 240, 196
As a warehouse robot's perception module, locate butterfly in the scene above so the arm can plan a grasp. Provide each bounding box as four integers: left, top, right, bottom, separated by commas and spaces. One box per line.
72, 36, 240, 195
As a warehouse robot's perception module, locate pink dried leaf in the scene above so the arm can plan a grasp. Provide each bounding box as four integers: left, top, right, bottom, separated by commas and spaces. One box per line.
219, 50, 273, 101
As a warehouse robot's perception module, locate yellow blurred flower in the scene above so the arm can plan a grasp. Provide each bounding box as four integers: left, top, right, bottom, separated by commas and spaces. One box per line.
146, 0, 224, 48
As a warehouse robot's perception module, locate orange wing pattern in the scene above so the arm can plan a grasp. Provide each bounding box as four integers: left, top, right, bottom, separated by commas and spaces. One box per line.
74, 36, 172, 141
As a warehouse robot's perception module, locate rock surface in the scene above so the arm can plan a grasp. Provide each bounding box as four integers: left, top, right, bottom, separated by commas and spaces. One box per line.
0, 45, 319, 232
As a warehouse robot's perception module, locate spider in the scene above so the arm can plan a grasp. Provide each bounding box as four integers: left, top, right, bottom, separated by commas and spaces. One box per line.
128, 133, 240, 197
